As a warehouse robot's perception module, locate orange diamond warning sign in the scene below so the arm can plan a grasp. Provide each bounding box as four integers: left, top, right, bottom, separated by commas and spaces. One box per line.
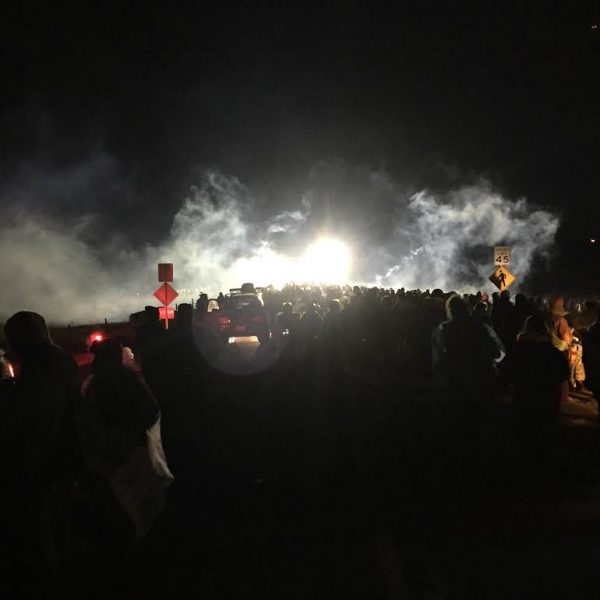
489, 266, 515, 291
154, 282, 179, 306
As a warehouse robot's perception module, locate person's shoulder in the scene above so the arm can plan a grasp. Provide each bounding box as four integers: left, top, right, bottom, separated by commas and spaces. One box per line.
41, 344, 77, 371
431, 320, 446, 340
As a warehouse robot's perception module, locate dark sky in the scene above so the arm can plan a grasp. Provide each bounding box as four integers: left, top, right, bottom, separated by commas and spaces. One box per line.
1, 1, 599, 243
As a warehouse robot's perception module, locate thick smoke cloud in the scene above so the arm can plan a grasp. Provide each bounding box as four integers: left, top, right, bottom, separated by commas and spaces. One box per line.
0, 159, 559, 324
375, 185, 560, 291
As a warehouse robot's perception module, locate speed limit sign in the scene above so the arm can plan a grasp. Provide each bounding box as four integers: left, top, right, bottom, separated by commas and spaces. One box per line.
494, 246, 511, 266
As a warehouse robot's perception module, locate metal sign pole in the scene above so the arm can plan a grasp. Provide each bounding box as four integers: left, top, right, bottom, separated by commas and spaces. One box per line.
164, 281, 169, 330
156, 263, 177, 329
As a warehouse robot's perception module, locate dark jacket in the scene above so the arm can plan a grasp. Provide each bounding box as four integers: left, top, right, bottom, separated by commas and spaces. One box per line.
583, 322, 600, 393
81, 365, 160, 476
502, 332, 569, 421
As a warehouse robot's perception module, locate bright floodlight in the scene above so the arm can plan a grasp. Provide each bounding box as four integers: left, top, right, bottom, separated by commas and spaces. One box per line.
298, 238, 352, 283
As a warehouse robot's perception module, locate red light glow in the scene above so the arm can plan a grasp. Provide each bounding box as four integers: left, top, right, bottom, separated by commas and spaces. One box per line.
217, 316, 231, 329
8, 363, 15, 378
89, 332, 104, 344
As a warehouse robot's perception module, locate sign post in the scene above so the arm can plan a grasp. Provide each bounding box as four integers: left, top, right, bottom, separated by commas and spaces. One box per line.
155, 263, 178, 329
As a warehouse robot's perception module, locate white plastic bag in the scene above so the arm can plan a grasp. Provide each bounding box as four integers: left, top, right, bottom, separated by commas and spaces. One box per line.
110, 418, 174, 538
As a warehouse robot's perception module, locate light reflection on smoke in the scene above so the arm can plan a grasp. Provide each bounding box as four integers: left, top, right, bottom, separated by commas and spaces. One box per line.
0, 163, 559, 324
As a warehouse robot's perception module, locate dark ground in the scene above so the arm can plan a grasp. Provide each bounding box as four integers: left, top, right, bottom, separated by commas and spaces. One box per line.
90, 340, 600, 600
5, 324, 598, 599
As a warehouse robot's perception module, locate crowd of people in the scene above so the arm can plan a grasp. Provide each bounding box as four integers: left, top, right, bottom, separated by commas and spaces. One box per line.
1, 283, 600, 596
199, 284, 600, 402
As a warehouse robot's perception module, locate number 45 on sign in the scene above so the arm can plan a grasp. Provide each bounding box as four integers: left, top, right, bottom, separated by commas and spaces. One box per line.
494, 246, 511, 265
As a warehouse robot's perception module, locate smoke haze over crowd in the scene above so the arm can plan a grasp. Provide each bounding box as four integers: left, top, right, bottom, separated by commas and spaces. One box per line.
0, 158, 559, 324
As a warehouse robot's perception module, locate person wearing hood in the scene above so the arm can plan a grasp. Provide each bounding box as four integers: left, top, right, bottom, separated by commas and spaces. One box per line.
1, 311, 81, 589
502, 314, 569, 443
79, 338, 173, 543
548, 296, 573, 351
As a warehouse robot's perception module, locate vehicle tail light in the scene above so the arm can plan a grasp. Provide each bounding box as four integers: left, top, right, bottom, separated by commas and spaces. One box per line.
218, 316, 231, 328
89, 332, 104, 346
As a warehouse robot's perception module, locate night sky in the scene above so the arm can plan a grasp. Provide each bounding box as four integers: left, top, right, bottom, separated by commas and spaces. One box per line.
1, 1, 599, 284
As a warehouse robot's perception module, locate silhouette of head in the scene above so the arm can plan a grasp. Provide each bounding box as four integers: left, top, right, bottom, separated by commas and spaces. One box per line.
4, 311, 52, 360
445, 295, 471, 320
90, 338, 124, 373
328, 299, 341, 313
522, 314, 551, 340
549, 296, 567, 317
144, 305, 160, 323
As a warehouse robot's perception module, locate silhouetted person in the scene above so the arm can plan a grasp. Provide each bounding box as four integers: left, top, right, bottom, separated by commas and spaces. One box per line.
1, 311, 81, 592
134, 306, 165, 392
169, 302, 206, 407
300, 302, 323, 342
323, 299, 342, 334
492, 290, 516, 349
514, 293, 534, 334
502, 314, 569, 446
274, 302, 298, 337
583, 306, 600, 420
80, 339, 171, 541
195, 293, 208, 316
473, 301, 492, 325
432, 295, 504, 420
174, 303, 194, 340
322, 299, 345, 367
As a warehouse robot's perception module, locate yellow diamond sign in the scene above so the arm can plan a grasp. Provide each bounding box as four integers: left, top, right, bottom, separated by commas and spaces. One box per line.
489, 266, 515, 291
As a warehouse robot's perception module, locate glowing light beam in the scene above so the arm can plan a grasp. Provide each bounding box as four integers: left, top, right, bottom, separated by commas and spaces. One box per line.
297, 238, 352, 284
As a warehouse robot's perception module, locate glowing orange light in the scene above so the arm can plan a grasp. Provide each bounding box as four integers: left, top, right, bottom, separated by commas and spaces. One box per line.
8, 363, 15, 378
